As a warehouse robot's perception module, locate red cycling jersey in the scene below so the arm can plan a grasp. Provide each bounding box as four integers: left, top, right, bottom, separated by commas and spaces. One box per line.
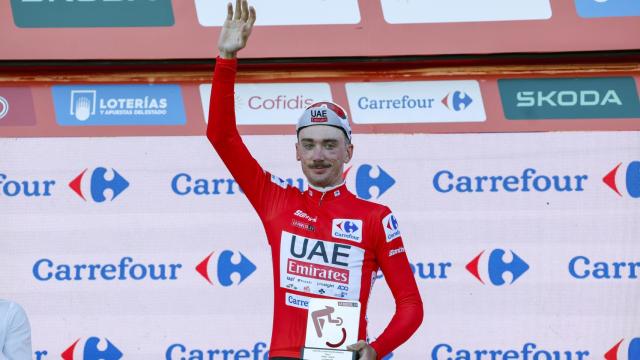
207, 57, 423, 359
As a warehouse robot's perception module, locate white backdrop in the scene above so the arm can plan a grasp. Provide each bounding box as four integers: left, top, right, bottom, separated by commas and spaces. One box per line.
1, 132, 638, 359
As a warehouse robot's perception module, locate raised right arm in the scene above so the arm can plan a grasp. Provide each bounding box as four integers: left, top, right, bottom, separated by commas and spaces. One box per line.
207, 2, 288, 223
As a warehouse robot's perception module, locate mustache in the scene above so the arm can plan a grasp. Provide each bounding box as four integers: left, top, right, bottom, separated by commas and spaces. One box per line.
308, 162, 331, 169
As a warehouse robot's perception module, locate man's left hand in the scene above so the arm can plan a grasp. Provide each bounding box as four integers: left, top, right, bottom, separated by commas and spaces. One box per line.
347, 340, 377, 360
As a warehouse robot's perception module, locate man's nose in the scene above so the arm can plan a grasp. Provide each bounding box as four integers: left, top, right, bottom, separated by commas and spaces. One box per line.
311, 146, 325, 161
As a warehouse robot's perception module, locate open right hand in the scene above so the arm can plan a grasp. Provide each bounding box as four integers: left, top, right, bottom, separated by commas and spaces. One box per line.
218, 0, 257, 59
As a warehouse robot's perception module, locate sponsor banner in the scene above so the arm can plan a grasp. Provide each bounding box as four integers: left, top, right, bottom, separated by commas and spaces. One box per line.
10, 0, 174, 28
199, 83, 332, 124
194, 0, 360, 26
1, 133, 638, 359
380, 0, 552, 24
51, 85, 186, 126
0, 87, 36, 126
575, 0, 640, 18
498, 77, 640, 120
279, 231, 364, 299
345, 81, 486, 124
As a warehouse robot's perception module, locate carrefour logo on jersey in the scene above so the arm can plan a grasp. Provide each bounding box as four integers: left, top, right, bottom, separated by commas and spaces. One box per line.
569, 255, 639, 280
432, 342, 589, 360
52, 85, 186, 126
33, 257, 182, 282
332, 219, 363, 242
606, 338, 640, 360
343, 164, 395, 200
69, 167, 129, 203
433, 167, 588, 194
382, 213, 401, 242
62, 337, 122, 360
345, 80, 486, 124
603, 161, 640, 198
199, 83, 331, 124
466, 249, 530, 286
171, 172, 305, 196
196, 250, 257, 286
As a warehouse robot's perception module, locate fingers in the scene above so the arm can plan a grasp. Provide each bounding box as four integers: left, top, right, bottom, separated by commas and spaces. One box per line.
241, 0, 249, 22
226, 2, 233, 21
234, 0, 241, 20
248, 6, 256, 27
346, 340, 367, 351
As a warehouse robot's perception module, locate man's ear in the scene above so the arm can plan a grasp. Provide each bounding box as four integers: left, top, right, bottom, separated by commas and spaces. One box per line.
345, 143, 354, 164
295, 142, 301, 161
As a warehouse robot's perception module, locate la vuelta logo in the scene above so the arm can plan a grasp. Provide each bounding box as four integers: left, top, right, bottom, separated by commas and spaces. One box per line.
311, 306, 346, 348
62, 337, 122, 360
606, 338, 640, 360
603, 161, 640, 198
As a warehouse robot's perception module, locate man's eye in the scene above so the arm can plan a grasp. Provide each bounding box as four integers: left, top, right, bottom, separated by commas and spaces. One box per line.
303, 144, 314, 150
325, 143, 336, 149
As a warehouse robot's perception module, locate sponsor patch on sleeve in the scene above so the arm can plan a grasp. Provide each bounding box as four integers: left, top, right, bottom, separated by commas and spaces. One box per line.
270, 174, 289, 189
382, 213, 401, 242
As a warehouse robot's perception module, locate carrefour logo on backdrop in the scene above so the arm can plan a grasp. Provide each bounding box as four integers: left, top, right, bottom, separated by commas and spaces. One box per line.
606, 338, 640, 360
343, 164, 396, 200
569, 255, 639, 280
433, 168, 588, 194
0, 173, 55, 197
196, 250, 257, 286
432, 342, 589, 360
69, 167, 129, 202
166, 342, 269, 360
441, 91, 473, 111
603, 161, 640, 198
171, 172, 305, 196
33, 257, 182, 282
466, 249, 530, 286
62, 337, 122, 360
345, 80, 486, 124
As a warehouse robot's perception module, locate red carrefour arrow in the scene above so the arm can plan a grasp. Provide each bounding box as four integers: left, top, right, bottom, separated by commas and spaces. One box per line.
603, 163, 622, 197
605, 339, 623, 360
61, 338, 80, 360
465, 251, 485, 285
69, 169, 87, 201
196, 252, 214, 285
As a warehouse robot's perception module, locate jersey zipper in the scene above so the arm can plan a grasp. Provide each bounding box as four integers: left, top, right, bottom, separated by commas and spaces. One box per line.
318, 191, 327, 207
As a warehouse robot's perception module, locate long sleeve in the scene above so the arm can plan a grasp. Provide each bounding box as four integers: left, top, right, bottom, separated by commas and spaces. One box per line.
206, 57, 289, 228
369, 209, 424, 359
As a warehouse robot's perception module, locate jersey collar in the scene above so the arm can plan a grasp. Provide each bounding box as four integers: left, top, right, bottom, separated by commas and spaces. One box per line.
305, 182, 349, 202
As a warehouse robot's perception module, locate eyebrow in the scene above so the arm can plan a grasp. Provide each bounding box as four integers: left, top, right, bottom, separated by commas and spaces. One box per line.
300, 138, 339, 144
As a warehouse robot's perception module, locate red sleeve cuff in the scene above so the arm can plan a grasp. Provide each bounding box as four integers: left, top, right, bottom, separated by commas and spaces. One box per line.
214, 56, 238, 82
369, 341, 384, 360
